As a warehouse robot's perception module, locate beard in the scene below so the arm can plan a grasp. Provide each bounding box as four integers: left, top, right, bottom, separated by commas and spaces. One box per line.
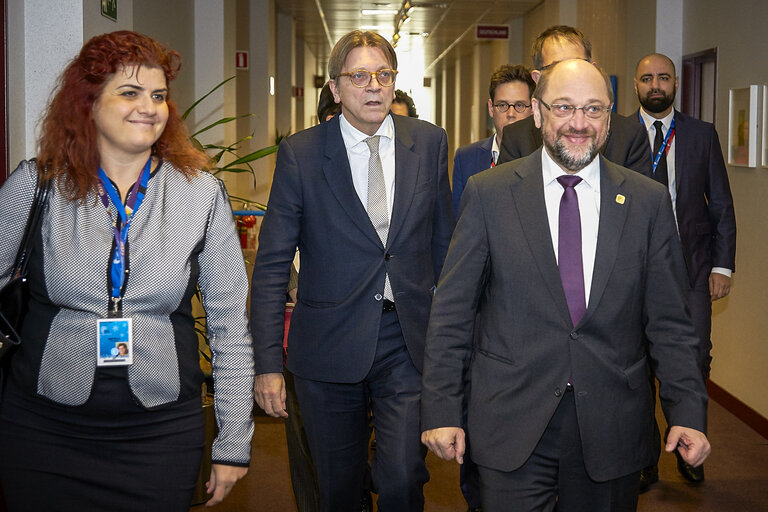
542, 125, 609, 173
639, 89, 675, 114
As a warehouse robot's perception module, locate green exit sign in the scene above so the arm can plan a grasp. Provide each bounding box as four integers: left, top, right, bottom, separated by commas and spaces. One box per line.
101, 0, 117, 22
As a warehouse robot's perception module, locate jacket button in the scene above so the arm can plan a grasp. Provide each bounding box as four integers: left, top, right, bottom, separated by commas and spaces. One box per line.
374, 294, 383, 301
555, 387, 562, 397
570, 331, 579, 340
385, 253, 391, 260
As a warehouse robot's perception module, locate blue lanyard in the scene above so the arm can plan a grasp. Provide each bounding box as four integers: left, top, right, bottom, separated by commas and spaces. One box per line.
97, 158, 151, 315
639, 112, 675, 177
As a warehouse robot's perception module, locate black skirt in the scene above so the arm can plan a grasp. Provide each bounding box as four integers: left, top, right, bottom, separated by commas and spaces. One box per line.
0, 369, 204, 512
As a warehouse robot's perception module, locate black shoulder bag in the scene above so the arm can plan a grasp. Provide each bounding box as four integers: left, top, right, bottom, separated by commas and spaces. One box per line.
0, 172, 52, 363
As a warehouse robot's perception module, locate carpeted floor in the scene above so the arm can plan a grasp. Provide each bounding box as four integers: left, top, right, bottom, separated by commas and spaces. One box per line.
191, 397, 768, 511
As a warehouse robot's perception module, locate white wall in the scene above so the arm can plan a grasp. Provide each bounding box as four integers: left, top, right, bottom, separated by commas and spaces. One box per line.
7, 0, 85, 165
682, 0, 768, 420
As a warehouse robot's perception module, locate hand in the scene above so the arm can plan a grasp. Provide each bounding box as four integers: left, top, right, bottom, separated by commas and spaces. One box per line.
205, 463, 248, 507
666, 426, 711, 468
709, 273, 731, 301
421, 427, 465, 464
254, 373, 288, 418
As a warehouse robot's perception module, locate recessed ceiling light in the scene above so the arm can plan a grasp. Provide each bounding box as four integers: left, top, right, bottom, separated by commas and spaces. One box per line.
362, 9, 398, 15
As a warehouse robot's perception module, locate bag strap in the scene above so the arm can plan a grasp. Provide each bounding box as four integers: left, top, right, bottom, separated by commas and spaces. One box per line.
12, 169, 52, 278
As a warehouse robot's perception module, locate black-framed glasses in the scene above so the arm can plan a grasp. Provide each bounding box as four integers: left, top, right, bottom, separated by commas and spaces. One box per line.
337, 69, 398, 88
492, 101, 531, 114
538, 99, 612, 119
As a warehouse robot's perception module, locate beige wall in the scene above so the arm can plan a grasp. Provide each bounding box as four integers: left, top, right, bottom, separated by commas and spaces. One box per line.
622, 1, 655, 114
577, 0, 628, 112
679, 0, 768, 420
132, 0, 195, 125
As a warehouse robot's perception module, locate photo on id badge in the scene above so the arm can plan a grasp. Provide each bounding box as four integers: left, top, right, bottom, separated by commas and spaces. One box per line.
97, 317, 133, 366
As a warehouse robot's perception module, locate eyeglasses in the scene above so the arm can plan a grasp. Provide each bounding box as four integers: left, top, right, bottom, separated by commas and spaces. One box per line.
492, 101, 531, 114
337, 69, 398, 88
538, 99, 612, 119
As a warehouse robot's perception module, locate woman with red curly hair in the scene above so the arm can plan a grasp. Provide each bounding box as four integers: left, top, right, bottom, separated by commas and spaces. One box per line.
0, 31, 254, 510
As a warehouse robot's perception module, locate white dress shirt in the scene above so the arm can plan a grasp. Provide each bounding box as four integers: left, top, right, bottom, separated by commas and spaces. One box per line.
492, 134, 501, 166
639, 108, 676, 211
542, 149, 601, 304
338, 113, 396, 220
639, 108, 731, 277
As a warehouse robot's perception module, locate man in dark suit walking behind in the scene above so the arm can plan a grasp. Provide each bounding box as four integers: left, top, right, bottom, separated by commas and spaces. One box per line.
633, 52, 736, 485
250, 30, 455, 512
421, 59, 710, 512
452, 64, 535, 215
497, 25, 652, 176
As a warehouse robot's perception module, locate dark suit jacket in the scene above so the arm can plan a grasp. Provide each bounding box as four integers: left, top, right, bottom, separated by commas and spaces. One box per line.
452, 136, 494, 214
250, 114, 455, 382
497, 112, 653, 176
421, 150, 707, 481
635, 109, 736, 288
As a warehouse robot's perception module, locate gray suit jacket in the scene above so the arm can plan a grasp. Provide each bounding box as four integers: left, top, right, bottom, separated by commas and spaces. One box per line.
251, 114, 455, 382
421, 149, 707, 481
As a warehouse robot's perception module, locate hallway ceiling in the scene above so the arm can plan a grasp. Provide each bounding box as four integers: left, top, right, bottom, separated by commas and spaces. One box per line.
275, 0, 540, 75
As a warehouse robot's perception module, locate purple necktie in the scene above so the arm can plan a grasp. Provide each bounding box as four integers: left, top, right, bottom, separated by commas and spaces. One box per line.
557, 175, 586, 326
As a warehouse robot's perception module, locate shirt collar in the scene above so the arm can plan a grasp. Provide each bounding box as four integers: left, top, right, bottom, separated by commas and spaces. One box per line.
541, 146, 601, 190
492, 134, 501, 163
639, 108, 674, 131
339, 113, 394, 152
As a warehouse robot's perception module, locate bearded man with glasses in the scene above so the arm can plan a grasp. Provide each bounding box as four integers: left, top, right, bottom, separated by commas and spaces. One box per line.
421, 59, 709, 512
250, 29, 454, 512
497, 25, 652, 178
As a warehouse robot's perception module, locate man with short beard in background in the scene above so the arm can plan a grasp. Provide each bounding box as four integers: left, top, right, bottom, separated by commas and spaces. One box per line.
633, 52, 735, 488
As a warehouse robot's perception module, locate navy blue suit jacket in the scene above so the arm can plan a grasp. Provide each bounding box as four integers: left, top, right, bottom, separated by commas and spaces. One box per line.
250, 115, 455, 382
451, 136, 494, 215
635, 109, 736, 287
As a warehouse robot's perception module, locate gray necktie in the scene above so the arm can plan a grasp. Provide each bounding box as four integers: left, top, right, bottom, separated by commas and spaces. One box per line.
365, 136, 393, 301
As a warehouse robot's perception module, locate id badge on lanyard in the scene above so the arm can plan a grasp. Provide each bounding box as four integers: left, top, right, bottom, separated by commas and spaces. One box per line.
95, 158, 151, 366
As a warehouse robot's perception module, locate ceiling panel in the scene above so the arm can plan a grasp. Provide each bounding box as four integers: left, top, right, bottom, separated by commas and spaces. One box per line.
276, 0, 540, 75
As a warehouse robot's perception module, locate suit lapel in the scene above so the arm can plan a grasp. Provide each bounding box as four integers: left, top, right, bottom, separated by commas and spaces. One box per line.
321, 118, 382, 247
510, 149, 572, 326
583, 157, 629, 325
476, 136, 493, 171
672, 110, 683, 195
388, 116, 421, 248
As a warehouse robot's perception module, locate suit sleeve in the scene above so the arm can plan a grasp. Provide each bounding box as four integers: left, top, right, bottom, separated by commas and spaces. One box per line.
451, 147, 467, 216
624, 118, 653, 176
250, 138, 303, 375
422, 178, 489, 431
643, 187, 708, 432
432, 129, 457, 284
198, 179, 255, 466
704, 127, 736, 271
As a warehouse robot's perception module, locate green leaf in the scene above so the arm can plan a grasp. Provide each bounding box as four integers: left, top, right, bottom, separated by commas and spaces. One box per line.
220, 145, 279, 168
182, 76, 236, 120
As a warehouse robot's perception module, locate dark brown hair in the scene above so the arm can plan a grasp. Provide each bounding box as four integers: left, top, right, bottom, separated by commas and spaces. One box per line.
488, 65, 535, 101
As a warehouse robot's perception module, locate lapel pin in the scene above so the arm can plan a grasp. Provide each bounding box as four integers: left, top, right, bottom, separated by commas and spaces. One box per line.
615, 194, 625, 205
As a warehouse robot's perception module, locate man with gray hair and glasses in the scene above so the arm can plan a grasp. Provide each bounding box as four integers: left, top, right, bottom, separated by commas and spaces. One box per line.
251, 29, 454, 512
